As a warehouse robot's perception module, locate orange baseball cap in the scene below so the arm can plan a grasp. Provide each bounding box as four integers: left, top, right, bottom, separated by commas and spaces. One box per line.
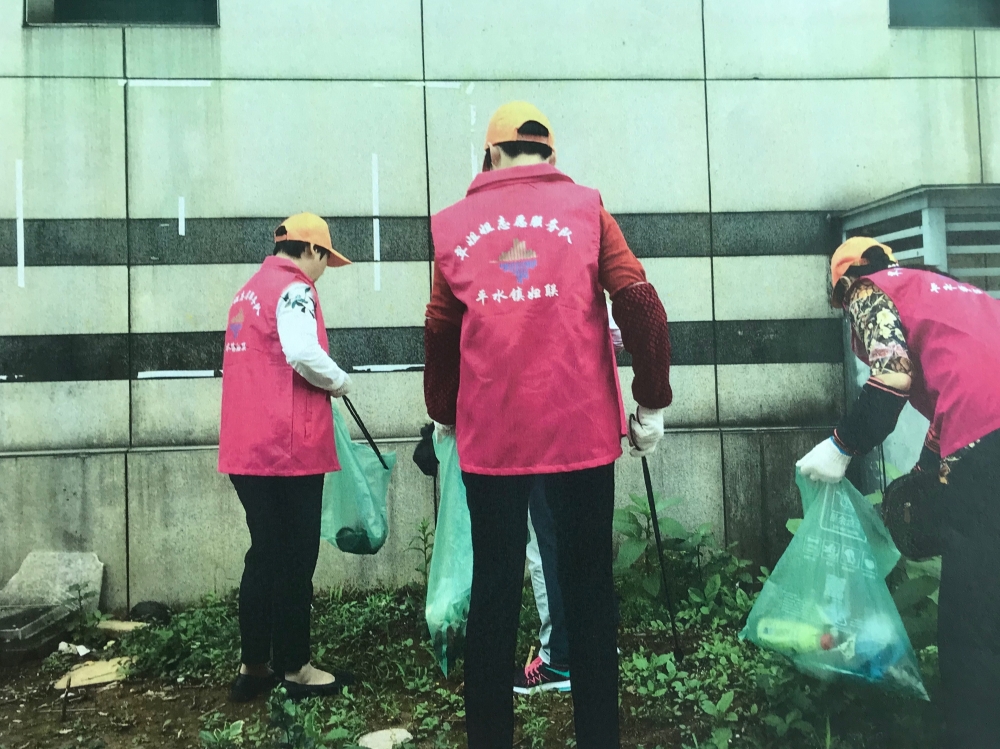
274, 213, 351, 268
484, 101, 555, 150
830, 236, 896, 287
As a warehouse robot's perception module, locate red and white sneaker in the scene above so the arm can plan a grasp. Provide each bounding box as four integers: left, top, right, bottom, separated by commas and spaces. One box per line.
513, 656, 571, 694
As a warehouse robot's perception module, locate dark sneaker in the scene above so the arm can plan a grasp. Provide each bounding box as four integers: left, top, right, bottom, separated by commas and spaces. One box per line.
228, 672, 278, 703
513, 656, 571, 694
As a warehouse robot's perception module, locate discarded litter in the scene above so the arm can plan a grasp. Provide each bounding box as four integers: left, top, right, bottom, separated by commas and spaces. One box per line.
741, 472, 927, 699
54, 657, 133, 690
96, 620, 147, 634
58, 642, 92, 657
358, 728, 414, 749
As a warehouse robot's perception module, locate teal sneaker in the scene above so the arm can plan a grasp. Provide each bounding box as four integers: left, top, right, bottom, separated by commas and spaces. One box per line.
513, 656, 571, 694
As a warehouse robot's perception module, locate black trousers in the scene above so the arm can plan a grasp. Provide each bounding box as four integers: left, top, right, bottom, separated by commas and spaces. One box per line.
527, 477, 571, 666
230, 474, 324, 674
463, 464, 619, 749
937, 429, 1000, 749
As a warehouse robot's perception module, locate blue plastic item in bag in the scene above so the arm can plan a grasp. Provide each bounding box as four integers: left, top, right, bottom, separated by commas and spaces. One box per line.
740, 471, 928, 699
425, 431, 473, 676
320, 401, 395, 555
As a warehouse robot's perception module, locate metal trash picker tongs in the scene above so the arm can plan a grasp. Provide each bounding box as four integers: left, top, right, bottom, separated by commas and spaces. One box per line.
342, 396, 389, 470
641, 455, 684, 662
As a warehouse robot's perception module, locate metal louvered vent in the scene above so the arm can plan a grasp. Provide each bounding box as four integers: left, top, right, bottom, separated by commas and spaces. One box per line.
840, 186, 1000, 298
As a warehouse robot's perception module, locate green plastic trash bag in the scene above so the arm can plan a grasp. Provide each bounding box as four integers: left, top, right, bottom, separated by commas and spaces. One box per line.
425, 431, 472, 676
320, 406, 395, 555
740, 471, 928, 699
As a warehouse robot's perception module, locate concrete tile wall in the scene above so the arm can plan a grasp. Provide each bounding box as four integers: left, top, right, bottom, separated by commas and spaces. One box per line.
707, 79, 981, 212
618, 367, 717, 428
0, 5, 121, 77
0, 453, 128, 609
422, 0, 704, 80
129, 373, 428, 447
127, 444, 434, 605
0, 267, 128, 336
977, 79, 1000, 183
974, 29, 1000, 77
130, 265, 256, 334
722, 428, 831, 569
645, 257, 714, 323
130, 262, 427, 333
704, 0, 975, 79
1, 382, 129, 451
0, 79, 126, 219
717, 363, 843, 427
712, 256, 836, 321
131, 379, 221, 447
425, 82, 710, 214
125, 0, 423, 80
126, 82, 427, 218
615, 431, 725, 540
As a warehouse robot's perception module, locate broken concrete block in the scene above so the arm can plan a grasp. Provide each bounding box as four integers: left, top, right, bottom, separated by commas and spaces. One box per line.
0, 551, 103, 612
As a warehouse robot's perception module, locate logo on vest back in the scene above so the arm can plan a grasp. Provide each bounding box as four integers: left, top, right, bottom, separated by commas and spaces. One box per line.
493, 239, 537, 283
228, 308, 245, 339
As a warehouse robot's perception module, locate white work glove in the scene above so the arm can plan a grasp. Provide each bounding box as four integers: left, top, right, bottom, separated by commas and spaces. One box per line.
434, 422, 455, 439
328, 374, 352, 399
628, 406, 664, 458
796, 437, 852, 483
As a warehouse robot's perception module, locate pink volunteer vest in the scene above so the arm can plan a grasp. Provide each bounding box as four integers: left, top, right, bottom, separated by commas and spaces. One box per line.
433, 163, 624, 475
218, 255, 339, 476
865, 268, 1000, 457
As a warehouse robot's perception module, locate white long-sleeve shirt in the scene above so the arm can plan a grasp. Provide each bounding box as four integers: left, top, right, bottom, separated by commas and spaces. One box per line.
275, 282, 351, 392
607, 299, 623, 354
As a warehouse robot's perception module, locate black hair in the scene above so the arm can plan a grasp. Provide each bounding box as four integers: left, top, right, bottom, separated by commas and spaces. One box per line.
483, 120, 553, 171
273, 238, 330, 262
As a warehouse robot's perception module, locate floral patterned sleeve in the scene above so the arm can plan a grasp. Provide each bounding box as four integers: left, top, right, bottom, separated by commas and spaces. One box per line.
844, 279, 913, 378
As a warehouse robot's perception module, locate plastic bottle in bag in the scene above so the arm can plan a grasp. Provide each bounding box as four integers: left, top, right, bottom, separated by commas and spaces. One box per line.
756, 619, 836, 654
741, 471, 928, 699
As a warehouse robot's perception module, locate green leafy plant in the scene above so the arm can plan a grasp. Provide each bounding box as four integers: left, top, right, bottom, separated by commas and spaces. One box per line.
117, 593, 240, 683
515, 693, 555, 749
892, 557, 941, 650
267, 689, 363, 749
407, 518, 435, 589
614, 493, 689, 597
62, 582, 105, 648
200, 719, 245, 749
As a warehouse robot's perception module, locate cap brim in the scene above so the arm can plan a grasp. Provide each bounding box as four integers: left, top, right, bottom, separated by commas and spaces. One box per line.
326, 249, 352, 268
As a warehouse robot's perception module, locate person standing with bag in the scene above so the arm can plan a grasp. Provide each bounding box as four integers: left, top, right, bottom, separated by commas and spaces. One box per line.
796, 237, 1000, 748
515, 303, 625, 695
219, 213, 357, 702
424, 102, 672, 748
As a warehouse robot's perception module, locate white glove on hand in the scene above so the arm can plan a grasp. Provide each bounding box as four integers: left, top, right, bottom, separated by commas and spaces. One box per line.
796, 437, 851, 483
628, 406, 664, 458
434, 422, 455, 439
329, 374, 352, 399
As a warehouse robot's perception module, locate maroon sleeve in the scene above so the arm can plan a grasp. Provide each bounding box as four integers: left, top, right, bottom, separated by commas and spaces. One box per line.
424, 318, 461, 425
611, 283, 673, 410
597, 208, 647, 295
426, 261, 466, 327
